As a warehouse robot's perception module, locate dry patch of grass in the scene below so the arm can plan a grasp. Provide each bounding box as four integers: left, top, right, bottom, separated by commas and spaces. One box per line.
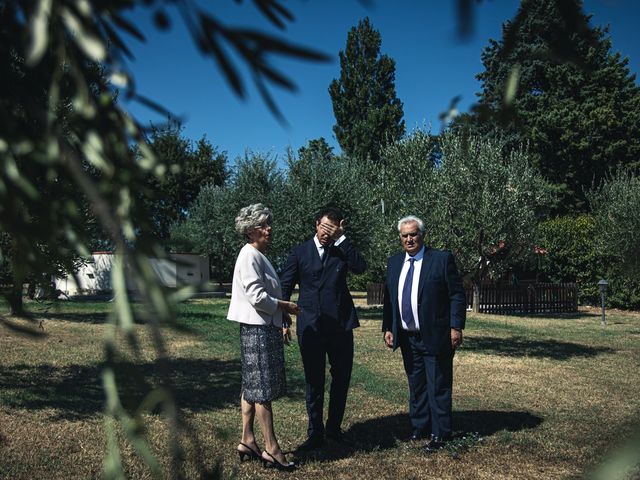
1, 301, 639, 479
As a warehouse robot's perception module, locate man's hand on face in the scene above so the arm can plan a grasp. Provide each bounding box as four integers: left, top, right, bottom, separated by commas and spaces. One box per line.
320, 219, 345, 241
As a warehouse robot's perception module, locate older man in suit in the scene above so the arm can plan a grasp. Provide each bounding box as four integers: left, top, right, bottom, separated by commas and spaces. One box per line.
280, 207, 367, 450
382, 215, 466, 451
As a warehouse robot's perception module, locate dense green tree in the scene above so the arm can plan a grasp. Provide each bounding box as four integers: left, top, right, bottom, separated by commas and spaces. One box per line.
329, 17, 405, 163
588, 169, 640, 279
141, 122, 227, 243
279, 139, 372, 276
423, 133, 548, 312
459, 0, 640, 213
295, 137, 336, 164
170, 184, 238, 283
175, 140, 374, 284
367, 129, 439, 279
279, 138, 341, 251
172, 153, 285, 282
363, 130, 547, 306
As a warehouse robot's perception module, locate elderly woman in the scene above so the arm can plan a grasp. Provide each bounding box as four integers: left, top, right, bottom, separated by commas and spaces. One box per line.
227, 203, 300, 472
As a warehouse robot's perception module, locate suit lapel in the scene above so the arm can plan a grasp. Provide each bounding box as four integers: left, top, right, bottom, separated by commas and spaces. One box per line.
388, 253, 404, 303
307, 238, 322, 269
418, 248, 434, 297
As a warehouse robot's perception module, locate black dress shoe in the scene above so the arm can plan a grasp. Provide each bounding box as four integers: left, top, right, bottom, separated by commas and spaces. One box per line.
410, 429, 427, 441
424, 435, 447, 452
326, 428, 351, 446
296, 435, 324, 451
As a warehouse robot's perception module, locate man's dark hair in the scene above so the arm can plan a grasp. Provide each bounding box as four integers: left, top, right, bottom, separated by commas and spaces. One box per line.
314, 207, 344, 224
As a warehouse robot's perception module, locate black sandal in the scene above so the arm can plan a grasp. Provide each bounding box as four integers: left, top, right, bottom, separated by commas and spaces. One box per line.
237, 442, 261, 463
261, 451, 296, 472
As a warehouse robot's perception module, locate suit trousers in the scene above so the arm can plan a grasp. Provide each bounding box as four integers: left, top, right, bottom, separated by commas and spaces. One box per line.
398, 330, 454, 439
298, 326, 354, 438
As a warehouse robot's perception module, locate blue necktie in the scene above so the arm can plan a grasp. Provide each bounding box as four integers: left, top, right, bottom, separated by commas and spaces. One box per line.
401, 257, 415, 328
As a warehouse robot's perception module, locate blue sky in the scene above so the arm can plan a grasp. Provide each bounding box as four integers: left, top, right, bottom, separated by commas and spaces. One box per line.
124, 1, 640, 164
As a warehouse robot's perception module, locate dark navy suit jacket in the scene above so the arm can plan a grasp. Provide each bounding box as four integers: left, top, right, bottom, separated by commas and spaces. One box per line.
382, 248, 466, 354
280, 237, 367, 335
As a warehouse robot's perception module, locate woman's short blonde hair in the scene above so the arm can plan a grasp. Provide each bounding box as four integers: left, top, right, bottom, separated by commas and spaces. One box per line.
235, 203, 273, 237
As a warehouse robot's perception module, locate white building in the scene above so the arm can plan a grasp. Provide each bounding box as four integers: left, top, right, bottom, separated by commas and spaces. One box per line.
54, 252, 210, 296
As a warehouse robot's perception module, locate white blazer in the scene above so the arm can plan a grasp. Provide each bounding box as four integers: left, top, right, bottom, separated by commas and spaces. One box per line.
227, 243, 283, 327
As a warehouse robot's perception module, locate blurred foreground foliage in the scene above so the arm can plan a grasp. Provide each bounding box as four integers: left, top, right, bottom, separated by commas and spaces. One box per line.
0, 0, 327, 477
1, 0, 639, 477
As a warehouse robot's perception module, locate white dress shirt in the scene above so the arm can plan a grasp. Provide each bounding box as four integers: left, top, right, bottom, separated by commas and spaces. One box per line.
397, 246, 425, 331
313, 234, 346, 260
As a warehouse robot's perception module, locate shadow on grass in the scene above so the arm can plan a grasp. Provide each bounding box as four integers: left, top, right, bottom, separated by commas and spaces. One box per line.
348, 410, 542, 447
0, 358, 305, 420
35, 310, 218, 325
294, 410, 542, 462
503, 311, 601, 320
38, 311, 110, 324
454, 409, 542, 435
0, 315, 48, 338
463, 335, 614, 360
356, 306, 383, 321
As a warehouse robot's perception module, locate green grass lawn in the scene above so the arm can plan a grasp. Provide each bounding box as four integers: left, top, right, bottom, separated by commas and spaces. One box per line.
1, 298, 639, 479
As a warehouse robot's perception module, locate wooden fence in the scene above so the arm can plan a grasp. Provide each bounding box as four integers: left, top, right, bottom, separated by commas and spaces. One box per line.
367, 282, 578, 314
467, 282, 578, 314
367, 283, 385, 305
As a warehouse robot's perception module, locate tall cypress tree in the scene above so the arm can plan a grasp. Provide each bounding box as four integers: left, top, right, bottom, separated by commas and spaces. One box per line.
329, 17, 405, 163
460, 0, 640, 213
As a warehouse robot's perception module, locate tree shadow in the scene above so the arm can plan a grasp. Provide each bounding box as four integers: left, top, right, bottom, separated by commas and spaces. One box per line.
463, 335, 614, 360
0, 357, 305, 421
37, 311, 110, 324
0, 315, 48, 338
35, 311, 215, 328
293, 409, 542, 462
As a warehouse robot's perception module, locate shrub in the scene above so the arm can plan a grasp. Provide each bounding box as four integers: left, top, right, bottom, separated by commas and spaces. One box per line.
537, 215, 599, 304
537, 214, 640, 309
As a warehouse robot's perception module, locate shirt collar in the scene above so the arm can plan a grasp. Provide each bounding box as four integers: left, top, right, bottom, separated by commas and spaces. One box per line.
404, 246, 425, 262
314, 235, 341, 249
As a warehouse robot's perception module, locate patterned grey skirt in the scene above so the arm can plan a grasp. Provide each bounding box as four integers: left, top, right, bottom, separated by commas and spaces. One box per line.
239, 323, 286, 403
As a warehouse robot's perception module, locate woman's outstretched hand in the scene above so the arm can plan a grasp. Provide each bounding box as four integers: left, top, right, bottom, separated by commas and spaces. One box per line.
279, 300, 300, 315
